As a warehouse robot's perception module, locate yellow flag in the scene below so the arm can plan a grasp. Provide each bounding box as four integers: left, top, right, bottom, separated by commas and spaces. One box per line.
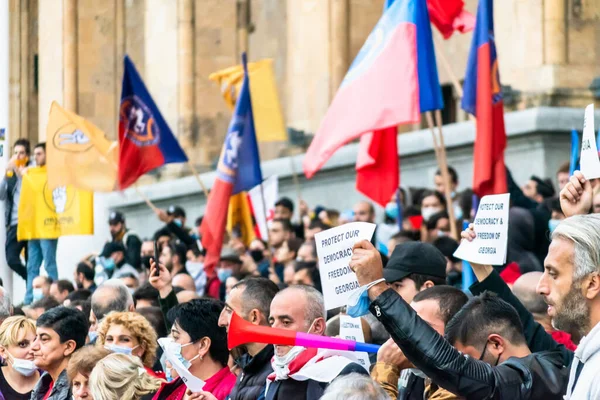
46, 101, 118, 192
227, 192, 256, 246
17, 166, 94, 240
209, 59, 287, 142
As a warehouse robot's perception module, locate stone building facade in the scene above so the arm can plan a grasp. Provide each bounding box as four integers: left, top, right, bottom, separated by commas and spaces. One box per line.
8, 0, 599, 177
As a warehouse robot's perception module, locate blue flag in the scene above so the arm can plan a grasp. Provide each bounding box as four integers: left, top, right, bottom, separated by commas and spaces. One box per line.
118, 55, 188, 189
221, 53, 263, 195
570, 129, 579, 176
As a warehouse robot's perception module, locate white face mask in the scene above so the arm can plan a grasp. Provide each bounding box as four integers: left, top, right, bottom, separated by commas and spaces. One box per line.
7, 351, 37, 377
421, 207, 441, 222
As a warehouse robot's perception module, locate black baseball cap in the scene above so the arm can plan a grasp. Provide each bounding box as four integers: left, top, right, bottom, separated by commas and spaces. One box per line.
167, 205, 186, 218
108, 211, 125, 225
383, 242, 447, 283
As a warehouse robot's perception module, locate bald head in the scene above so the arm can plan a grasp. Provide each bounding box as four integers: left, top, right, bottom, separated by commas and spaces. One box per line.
91, 279, 134, 321
512, 272, 547, 315
172, 273, 196, 292
176, 290, 200, 304
353, 201, 375, 223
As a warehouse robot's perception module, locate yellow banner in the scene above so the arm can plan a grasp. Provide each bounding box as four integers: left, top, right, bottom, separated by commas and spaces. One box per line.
227, 192, 256, 247
17, 166, 94, 240
209, 59, 287, 142
46, 101, 118, 192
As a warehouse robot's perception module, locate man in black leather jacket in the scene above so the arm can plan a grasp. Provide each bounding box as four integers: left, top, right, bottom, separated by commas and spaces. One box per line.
350, 240, 569, 400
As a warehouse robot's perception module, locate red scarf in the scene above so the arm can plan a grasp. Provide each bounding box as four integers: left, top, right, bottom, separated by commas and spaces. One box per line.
267, 348, 319, 382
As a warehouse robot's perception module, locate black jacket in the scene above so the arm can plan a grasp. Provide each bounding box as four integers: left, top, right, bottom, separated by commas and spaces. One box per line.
369, 288, 569, 400
470, 269, 574, 367
229, 345, 274, 400
265, 362, 367, 400
1, 174, 18, 228
101, 230, 142, 269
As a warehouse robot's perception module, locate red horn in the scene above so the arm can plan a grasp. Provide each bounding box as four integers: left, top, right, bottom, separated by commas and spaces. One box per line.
228, 312, 296, 350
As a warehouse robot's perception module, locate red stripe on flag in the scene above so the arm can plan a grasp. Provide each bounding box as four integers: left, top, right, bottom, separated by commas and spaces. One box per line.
356, 127, 399, 207
473, 43, 507, 197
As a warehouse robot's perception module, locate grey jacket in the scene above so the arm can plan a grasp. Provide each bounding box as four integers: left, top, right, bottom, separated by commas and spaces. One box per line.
30, 369, 71, 400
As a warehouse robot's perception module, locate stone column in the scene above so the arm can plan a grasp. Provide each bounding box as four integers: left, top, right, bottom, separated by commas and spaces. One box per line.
543, 0, 567, 65
178, 0, 194, 151
329, 0, 350, 98
38, 0, 64, 141
63, 0, 77, 111
8, 0, 20, 146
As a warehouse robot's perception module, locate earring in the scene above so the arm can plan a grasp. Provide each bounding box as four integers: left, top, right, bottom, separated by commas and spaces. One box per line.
199, 355, 203, 361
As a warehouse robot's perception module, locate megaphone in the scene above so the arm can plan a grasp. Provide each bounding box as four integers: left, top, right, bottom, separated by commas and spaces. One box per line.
228, 312, 380, 353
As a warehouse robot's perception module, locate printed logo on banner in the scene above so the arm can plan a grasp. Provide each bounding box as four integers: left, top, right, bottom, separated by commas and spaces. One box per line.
52, 123, 93, 153
0, 128, 5, 141
119, 95, 160, 147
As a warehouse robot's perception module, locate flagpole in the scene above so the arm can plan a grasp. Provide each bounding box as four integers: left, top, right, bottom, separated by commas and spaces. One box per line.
187, 161, 210, 199
425, 112, 459, 241
133, 185, 159, 213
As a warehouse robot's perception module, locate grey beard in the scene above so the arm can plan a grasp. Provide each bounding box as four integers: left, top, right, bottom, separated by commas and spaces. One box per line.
552, 281, 590, 342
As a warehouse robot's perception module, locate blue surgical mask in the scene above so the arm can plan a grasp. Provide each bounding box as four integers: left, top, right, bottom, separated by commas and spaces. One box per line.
548, 219, 560, 233
88, 331, 99, 343
385, 202, 399, 220
217, 268, 233, 282
104, 344, 138, 356
174, 219, 183, 227
158, 337, 199, 370
32, 288, 44, 302
103, 258, 116, 271
346, 278, 386, 317
165, 367, 174, 382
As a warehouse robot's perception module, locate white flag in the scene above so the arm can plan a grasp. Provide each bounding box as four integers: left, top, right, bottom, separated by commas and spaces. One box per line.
248, 175, 279, 240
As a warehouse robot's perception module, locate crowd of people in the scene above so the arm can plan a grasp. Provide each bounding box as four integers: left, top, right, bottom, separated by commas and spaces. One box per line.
0, 136, 599, 399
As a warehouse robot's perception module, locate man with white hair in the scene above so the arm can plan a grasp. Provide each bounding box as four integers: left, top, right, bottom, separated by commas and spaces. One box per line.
321, 373, 389, 400
536, 214, 600, 398
265, 285, 366, 400
89, 279, 134, 339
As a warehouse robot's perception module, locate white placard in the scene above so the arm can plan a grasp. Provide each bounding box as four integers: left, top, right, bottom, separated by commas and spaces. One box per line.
158, 339, 205, 392
315, 222, 376, 310
580, 104, 600, 179
339, 315, 371, 371
248, 175, 278, 240
454, 193, 510, 266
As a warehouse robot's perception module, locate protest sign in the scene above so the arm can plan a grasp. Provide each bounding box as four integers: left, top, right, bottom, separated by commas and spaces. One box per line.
315, 222, 376, 310
454, 193, 510, 266
339, 315, 371, 371
158, 338, 205, 392
580, 104, 600, 179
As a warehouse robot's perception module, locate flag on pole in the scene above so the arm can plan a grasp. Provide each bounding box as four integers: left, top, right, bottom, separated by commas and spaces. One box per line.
570, 129, 579, 176
461, 0, 507, 197
425, 0, 475, 38
201, 54, 263, 274
226, 193, 256, 247
209, 59, 287, 142
17, 167, 93, 240
304, 0, 446, 183
353, 0, 444, 206
46, 102, 118, 192
118, 55, 188, 189
248, 175, 278, 241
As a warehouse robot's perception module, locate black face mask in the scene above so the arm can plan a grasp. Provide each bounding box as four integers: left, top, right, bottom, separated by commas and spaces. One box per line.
141, 256, 152, 270
249, 250, 264, 263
